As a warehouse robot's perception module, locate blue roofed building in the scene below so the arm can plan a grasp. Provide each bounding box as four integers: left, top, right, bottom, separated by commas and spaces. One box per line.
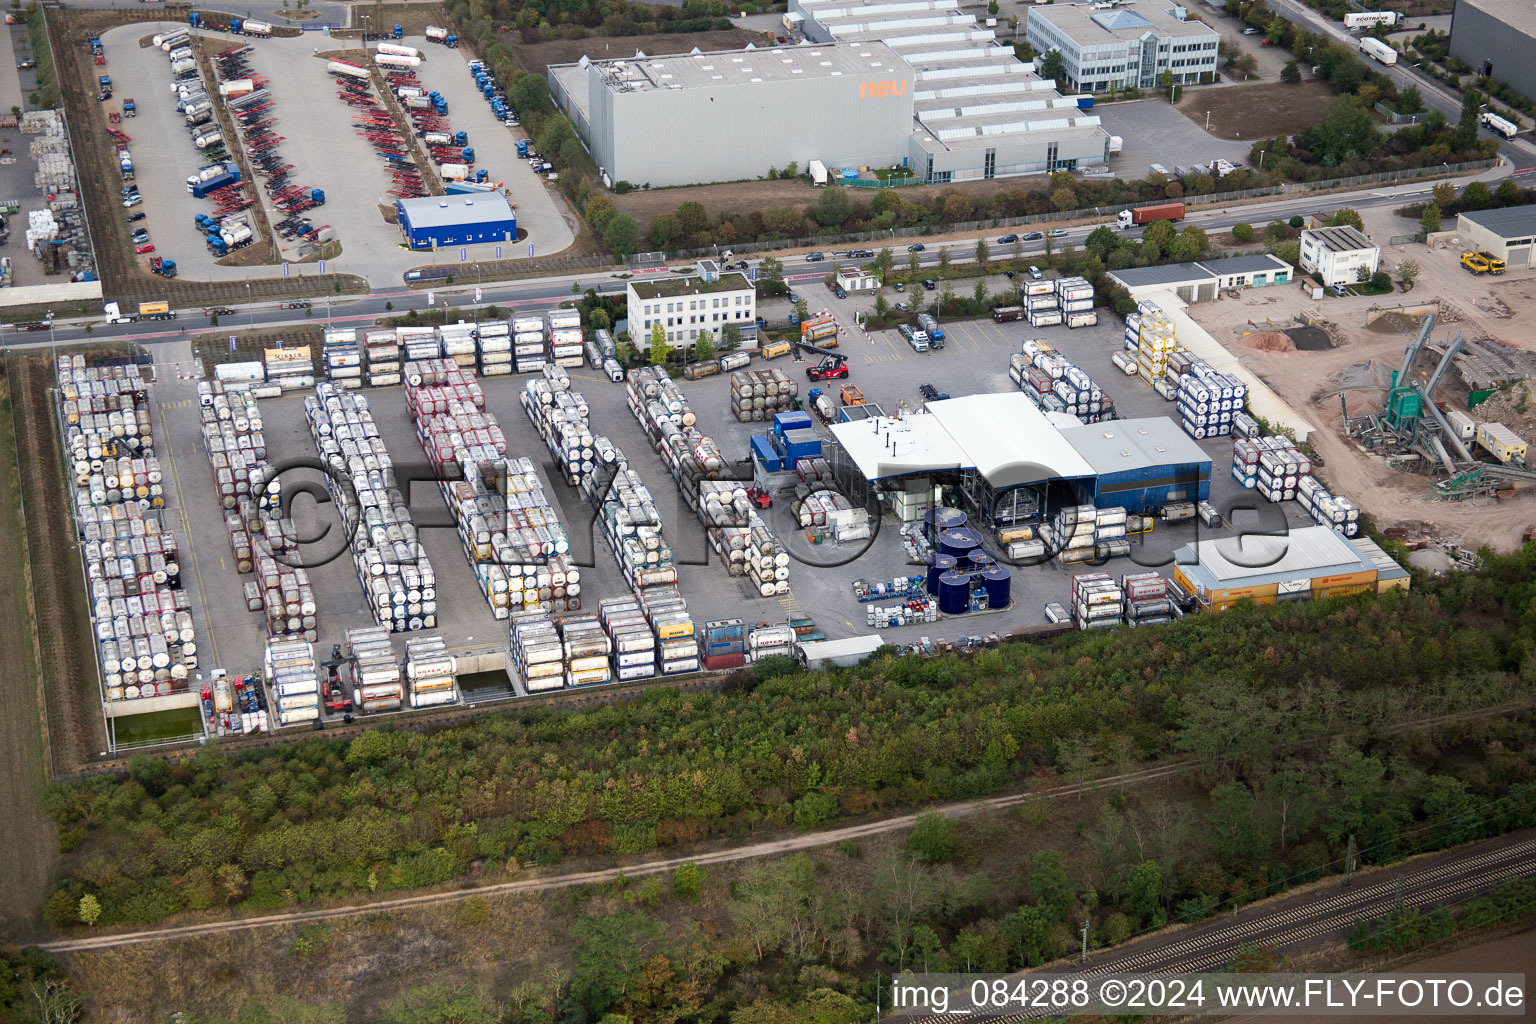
396, 194, 518, 251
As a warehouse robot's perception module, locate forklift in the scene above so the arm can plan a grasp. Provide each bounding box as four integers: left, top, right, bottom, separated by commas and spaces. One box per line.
320, 643, 353, 714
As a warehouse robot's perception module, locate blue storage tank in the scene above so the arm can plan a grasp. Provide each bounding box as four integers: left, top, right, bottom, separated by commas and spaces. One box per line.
924, 507, 967, 543
981, 566, 1011, 609
968, 551, 996, 572
937, 570, 971, 615
925, 554, 957, 595
938, 527, 983, 559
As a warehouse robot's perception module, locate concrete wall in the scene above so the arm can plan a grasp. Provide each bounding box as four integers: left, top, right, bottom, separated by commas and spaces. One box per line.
1457, 212, 1536, 267
588, 67, 914, 187
915, 130, 1110, 181
0, 278, 104, 311
1450, 0, 1536, 104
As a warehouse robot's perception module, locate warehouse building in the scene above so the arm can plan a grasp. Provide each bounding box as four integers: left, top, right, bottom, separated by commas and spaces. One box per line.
1026, 1, 1220, 93
1456, 204, 1536, 269
1058, 417, 1212, 510
1450, 0, 1536, 106
1107, 254, 1293, 303
1173, 525, 1404, 613
547, 43, 914, 188
627, 260, 757, 351
794, 0, 1112, 180
395, 194, 518, 251
1299, 225, 1380, 287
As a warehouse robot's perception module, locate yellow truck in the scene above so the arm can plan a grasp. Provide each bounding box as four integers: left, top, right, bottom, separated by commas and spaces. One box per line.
1479, 251, 1507, 274
137, 300, 177, 320
1460, 252, 1491, 274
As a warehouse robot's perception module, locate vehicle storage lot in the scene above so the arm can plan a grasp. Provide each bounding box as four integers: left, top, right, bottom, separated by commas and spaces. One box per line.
402, 35, 573, 258
1096, 98, 1252, 179
149, 300, 1310, 705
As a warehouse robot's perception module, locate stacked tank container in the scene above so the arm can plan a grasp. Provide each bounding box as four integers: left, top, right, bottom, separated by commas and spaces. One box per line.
559, 614, 612, 686
1070, 572, 1124, 631
547, 310, 584, 368
1043, 504, 1128, 564
398, 326, 440, 363
510, 614, 562, 692
641, 586, 699, 674
1121, 571, 1171, 627
1134, 303, 1178, 387
1056, 275, 1095, 321
512, 317, 546, 374
405, 634, 458, 706
1176, 359, 1244, 440
582, 454, 679, 594
364, 328, 402, 388
323, 327, 362, 386
1013, 340, 1111, 422
439, 321, 478, 369
265, 636, 319, 725
346, 624, 403, 713
265, 347, 316, 392
306, 382, 436, 631
729, 368, 800, 422
1024, 278, 1059, 327
1297, 477, 1359, 537
522, 366, 622, 487
595, 596, 655, 680
478, 321, 512, 376
1232, 435, 1310, 503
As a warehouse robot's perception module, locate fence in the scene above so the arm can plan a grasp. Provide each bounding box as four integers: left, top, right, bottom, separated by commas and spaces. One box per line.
661, 161, 1495, 259
1388, 233, 1426, 245
1373, 102, 1423, 124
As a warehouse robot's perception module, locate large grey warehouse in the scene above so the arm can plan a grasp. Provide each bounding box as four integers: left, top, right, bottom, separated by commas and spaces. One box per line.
1450, 0, 1536, 106
549, 0, 1113, 186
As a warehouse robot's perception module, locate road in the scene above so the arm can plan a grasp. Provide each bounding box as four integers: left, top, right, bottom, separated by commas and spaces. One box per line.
2, 163, 1507, 353
1263, 0, 1536, 168
33, 761, 1196, 953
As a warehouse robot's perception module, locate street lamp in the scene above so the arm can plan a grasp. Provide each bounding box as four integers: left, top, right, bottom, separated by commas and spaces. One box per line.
1206, 109, 1212, 130
246, 282, 254, 329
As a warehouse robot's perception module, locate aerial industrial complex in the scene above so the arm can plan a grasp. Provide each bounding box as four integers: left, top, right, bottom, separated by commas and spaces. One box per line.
1025, 1, 1221, 94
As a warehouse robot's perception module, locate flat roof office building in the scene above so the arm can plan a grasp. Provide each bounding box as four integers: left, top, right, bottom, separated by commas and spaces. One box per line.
548, 43, 914, 188
395, 194, 518, 251
626, 260, 758, 350
1026, 2, 1220, 93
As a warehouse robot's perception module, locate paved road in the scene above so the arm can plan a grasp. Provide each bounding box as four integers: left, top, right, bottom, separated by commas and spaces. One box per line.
1, 162, 1506, 352
1264, 0, 1536, 168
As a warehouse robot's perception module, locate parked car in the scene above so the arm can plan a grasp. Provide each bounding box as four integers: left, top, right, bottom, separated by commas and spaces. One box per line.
1022, 231, 1044, 241
922, 279, 936, 290
135, 242, 155, 254
1029, 265, 1042, 279
126, 212, 146, 223
851, 249, 875, 258
805, 251, 826, 262
997, 233, 1018, 244
1005, 269, 1017, 279
17, 59, 35, 69
122, 195, 142, 208
1242, 25, 1259, 33
893, 281, 906, 291
1049, 228, 1069, 238
834, 285, 847, 299
832, 250, 852, 258
894, 301, 909, 311
907, 243, 926, 252
131, 230, 149, 243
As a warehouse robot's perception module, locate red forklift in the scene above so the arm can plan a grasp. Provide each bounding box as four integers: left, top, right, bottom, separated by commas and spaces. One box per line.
320, 643, 353, 714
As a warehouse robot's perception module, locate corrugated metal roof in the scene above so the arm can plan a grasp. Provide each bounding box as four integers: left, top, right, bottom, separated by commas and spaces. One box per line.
928, 392, 1096, 485
1174, 525, 1372, 590
1107, 262, 1213, 288
1301, 225, 1374, 253
1460, 204, 1536, 239
1059, 416, 1212, 476
398, 194, 516, 230
1199, 253, 1291, 275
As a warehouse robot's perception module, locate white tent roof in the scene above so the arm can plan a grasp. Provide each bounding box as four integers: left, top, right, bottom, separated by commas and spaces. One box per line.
927, 393, 1094, 486
828, 393, 1095, 485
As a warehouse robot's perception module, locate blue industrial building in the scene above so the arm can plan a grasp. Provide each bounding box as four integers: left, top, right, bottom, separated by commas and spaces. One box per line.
395, 194, 518, 251
1060, 418, 1212, 511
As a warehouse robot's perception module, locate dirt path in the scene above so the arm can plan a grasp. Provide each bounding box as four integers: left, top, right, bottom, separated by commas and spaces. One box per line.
0, 361, 61, 937
40, 761, 1194, 953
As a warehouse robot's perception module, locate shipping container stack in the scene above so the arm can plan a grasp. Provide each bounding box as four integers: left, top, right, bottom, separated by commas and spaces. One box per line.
547, 309, 584, 369
1024, 278, 1060, 327
306, 382, 436, 631
265, 635, 319, 725
747, 623, 795, 662
559, 613, 613, 686
1297, 477, 1359, 537
1043, 504, 1129, 564
641, 586, 700, 675
264, 345, 315, 391
1012, 340, 1112, 422
582, 455, 680, 595
702, 618, 746, 671
477, 320, 512, 377
1134, 303, 1178, 391
510, 613, 562, 693
1231, 435, 1310, 503
1070, 571, 1124, 631
1056, 275, 1096, 329
729, 368, 800, 422
1122, 571, 1172, 627
512, 316, 546, 374
404, 634, 458, 706
438, 320, 478, 370
598, 596, 658, 681
522, 365, 621, 487
1176, 359, 1244, 440
323, 327, 362, 387
1233, 410, 1261, 438
398, 325, 440, 364
59, 357, 202, 703
346, 624, 403, 713
363, 328, 402, 388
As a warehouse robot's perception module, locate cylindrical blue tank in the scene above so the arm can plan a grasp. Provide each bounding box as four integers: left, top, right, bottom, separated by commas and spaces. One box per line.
925, 554, 957, 595
925, 506, 967, 544
967, 551, 996, 572
981, 566, 1011, 609
937, 570, 971, 615
938, 527, 982, 559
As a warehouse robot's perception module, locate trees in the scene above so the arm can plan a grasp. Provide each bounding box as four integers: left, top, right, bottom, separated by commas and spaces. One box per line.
1397, 258, 1420, 285
1331, 208, 1364, 230
1457, 87, 1482, 151
1420, 203, 1443, 234
1038, 49, 1065, 85
1463, 180, 1491, 210
648, 213, 679, 250
1168, 226, 1209, 261
693, 329, 715, 363
673, 862, 704, 899
675, 200, 710, 238
77, 894, 101, 927
812, 185, 852, 227
1432, 181, 1457, 208
759, 255, 786, 295
1143, 219, 1177, 251
1085, 225, 1120, 261
1051, 186, 1078, 212
511, 73, 551, 115
1357, 263, 1373, 283
907, 812, 957, 863
1497, 179, 1524, 206
1306, 96, 1380, 164
570, 910, 665, 1016
722, 323, 742, 352
604, 214, 641, 258
1399, 84, 1424, 113
1280, 60, 1301, 84
975, 237, 989, 266
873, 247, 895, 284
1231, 222, 1255, 242
1371, 270, 1392, 291
649, 322, 671, 367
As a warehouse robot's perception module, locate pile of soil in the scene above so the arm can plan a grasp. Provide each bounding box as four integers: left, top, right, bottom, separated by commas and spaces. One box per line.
1247, 331, 1295, 352
1470, 384, 1536, 435
1285, 325, 1335, 351
1366, 311, 1431, 335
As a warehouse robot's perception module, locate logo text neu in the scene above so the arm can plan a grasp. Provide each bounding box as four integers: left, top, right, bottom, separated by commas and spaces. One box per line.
860, 79, 907, 98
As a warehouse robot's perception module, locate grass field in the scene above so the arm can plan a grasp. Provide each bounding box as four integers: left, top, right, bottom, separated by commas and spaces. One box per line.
0, 359, 61, 937
1176, 79, 1337, 141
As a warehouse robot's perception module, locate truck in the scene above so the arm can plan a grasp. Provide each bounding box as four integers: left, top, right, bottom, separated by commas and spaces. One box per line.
1343, 10, 1401, 27
376, 42, 422, 59
150, 256, 177, 278
438, 163, 471, 180
241, 19, 273, 36
1116, 201, 1185, 229
1480, 111, 1519, 139
1461, 251, 1491, 274
839, 384, 865, 406
425, 25, 459, 46
138, 301, 177, 320
516, 139, 531, 158
809, 159, 829, 187
327, 60, 370, 79
192, 130, 223, 150
1359, 36, 1397, 65
191, 169, 241, 199
122, 97, 136, 117
916, 312, 945, 342
118, 150, 134, 180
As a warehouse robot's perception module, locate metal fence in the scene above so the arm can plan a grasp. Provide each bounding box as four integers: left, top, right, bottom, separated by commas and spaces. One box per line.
1388, 232, 1427, 245
1373, 102, 1424, 124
